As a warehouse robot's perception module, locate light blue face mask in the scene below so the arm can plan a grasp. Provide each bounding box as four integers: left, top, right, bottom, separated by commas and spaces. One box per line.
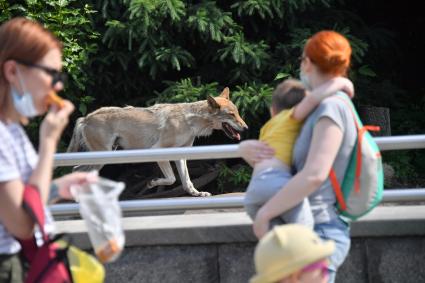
10, 69, 38, 118
299, 70, 312, 90
10, 87, 38, 118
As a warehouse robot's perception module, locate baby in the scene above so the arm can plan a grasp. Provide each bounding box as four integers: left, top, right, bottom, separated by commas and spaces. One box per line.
240, 77, 353, 228
250, 224, 334, 283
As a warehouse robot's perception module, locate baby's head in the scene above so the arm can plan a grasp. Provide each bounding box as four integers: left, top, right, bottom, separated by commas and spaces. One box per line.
271, 79, 307, 116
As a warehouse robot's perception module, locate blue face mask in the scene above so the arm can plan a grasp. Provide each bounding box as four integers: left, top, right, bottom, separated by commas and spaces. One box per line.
299, 70, 311, 90
10, 70, 38, 118
10, 87, 38, 118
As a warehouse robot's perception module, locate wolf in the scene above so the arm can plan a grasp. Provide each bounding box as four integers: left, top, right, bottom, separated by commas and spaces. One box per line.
67, 87, 248, 197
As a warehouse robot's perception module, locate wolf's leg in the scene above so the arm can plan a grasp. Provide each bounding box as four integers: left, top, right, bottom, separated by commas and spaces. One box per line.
72, 131, 117, 173
73, 164, 104, 172
175, 159, 211, 197
147, 161, 177, 188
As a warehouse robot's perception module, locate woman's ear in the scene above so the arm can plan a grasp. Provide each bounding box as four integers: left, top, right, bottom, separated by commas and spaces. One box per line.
303, 57, 314, 73
3, 60, 18, 84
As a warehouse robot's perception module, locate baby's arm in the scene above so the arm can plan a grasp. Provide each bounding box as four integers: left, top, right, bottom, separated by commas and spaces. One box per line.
292, 77, 354, 121
238, 140, 275, 167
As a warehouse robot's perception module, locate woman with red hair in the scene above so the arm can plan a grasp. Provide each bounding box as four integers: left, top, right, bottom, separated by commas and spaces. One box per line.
243, 30, 355, 283
0, 18, 96, 282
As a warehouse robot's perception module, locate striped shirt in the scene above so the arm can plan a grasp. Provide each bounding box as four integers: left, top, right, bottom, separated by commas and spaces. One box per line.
0, 121, 54, 254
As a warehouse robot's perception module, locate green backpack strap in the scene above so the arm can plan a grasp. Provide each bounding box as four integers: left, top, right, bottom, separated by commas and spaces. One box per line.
329, 94, 380, 214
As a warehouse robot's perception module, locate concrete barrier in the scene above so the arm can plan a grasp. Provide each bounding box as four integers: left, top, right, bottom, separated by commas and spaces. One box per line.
56, 205, 425, 283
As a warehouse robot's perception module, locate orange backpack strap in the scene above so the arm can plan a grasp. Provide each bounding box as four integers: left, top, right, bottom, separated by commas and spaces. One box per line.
354, 125, 380, 192
333, 95, 380, 193
329, 168, 347, 211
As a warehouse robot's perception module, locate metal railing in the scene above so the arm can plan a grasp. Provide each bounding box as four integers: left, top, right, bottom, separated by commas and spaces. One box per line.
54, 135, 425, 167
50, 189, 425, 218
50, 135, 425, 217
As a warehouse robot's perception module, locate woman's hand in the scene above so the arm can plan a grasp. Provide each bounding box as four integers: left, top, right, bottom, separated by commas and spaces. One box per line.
39, 100, 74, 145
253, 208, 272, 239
238, 140, 275, 166
53, 171, 98, 200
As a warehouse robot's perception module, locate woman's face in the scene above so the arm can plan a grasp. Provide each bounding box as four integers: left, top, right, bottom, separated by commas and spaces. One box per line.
13, 48, 63, 115
299, 52, 312, 89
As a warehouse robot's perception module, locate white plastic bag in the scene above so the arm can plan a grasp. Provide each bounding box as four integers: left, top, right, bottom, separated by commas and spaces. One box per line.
71, 173, 125, 263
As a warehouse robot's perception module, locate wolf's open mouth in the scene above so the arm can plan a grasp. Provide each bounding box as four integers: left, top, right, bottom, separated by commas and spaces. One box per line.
222, 122, 241, 140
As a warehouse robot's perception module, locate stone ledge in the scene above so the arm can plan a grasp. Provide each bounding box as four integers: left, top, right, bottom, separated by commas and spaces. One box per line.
55, 205, 425, 249
350, 205, 425, 237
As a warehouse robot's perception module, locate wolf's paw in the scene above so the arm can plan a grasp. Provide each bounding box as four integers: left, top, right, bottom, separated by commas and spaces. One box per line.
191, 191, 211, 197
146, 179, 159, 189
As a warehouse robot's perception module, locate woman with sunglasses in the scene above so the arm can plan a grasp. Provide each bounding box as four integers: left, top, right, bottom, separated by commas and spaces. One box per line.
0, 17, 95, 282
251, 224, 334, 283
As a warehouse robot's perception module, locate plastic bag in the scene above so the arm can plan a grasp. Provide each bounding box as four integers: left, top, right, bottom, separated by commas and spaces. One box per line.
20, 184, 105, 283
71, 174, 125, 263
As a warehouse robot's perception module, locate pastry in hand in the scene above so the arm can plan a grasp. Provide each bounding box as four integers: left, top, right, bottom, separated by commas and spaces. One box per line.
46, 91, 65, 109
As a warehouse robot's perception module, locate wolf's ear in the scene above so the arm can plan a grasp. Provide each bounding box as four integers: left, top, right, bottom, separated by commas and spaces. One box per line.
219, 87, 230, 100
207, 95, 220, 109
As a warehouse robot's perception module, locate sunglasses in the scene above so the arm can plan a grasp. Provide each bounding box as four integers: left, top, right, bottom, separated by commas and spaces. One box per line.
15, 60, 67, 87
301, 260, 329, 278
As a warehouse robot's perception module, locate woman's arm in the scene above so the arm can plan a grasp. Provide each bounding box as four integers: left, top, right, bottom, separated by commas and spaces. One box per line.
253, 117, 344, 238
49, 171, 99, 203
0, 180, 34, 239
0, 102, 73, 239
292, 77, 354, 121
0, 172, 97, 237
28, 101, 74, 203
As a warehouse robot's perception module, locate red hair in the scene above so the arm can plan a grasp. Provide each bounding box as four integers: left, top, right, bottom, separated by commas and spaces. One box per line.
304, 30, 352, 76
0, 17, 62, 121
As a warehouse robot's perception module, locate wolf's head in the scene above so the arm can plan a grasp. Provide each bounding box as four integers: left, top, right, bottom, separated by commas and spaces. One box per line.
207, 88, 248, 140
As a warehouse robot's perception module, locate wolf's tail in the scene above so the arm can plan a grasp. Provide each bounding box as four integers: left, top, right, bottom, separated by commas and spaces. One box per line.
67, 117, 88, 152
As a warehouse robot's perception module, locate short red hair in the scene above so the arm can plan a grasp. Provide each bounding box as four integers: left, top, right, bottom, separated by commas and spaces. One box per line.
304, 30, 352, 76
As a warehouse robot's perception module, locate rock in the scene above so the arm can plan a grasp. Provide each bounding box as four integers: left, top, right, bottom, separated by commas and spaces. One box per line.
383, 163, 396, 187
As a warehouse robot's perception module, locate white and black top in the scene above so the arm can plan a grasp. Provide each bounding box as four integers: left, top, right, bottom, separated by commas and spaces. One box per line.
0, 121, 54, 254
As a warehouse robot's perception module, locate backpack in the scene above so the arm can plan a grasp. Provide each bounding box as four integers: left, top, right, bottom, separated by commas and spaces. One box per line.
18, 184, 105, 283
329, 94, 384, 221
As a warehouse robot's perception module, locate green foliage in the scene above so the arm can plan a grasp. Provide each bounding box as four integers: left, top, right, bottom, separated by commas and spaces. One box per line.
149, 78, 218, 104
4, 0, 99, 103
217, 163, 252, 193
216, 34, 270, 82
187, 2, 238, 43
1, 0, 422, 187
384, 99, 425, 183
231, 0, 275, 19
383, 151, 418, 185
231, 83, 274, 135
0, 0, 100, 143
231, 0, 333, 20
